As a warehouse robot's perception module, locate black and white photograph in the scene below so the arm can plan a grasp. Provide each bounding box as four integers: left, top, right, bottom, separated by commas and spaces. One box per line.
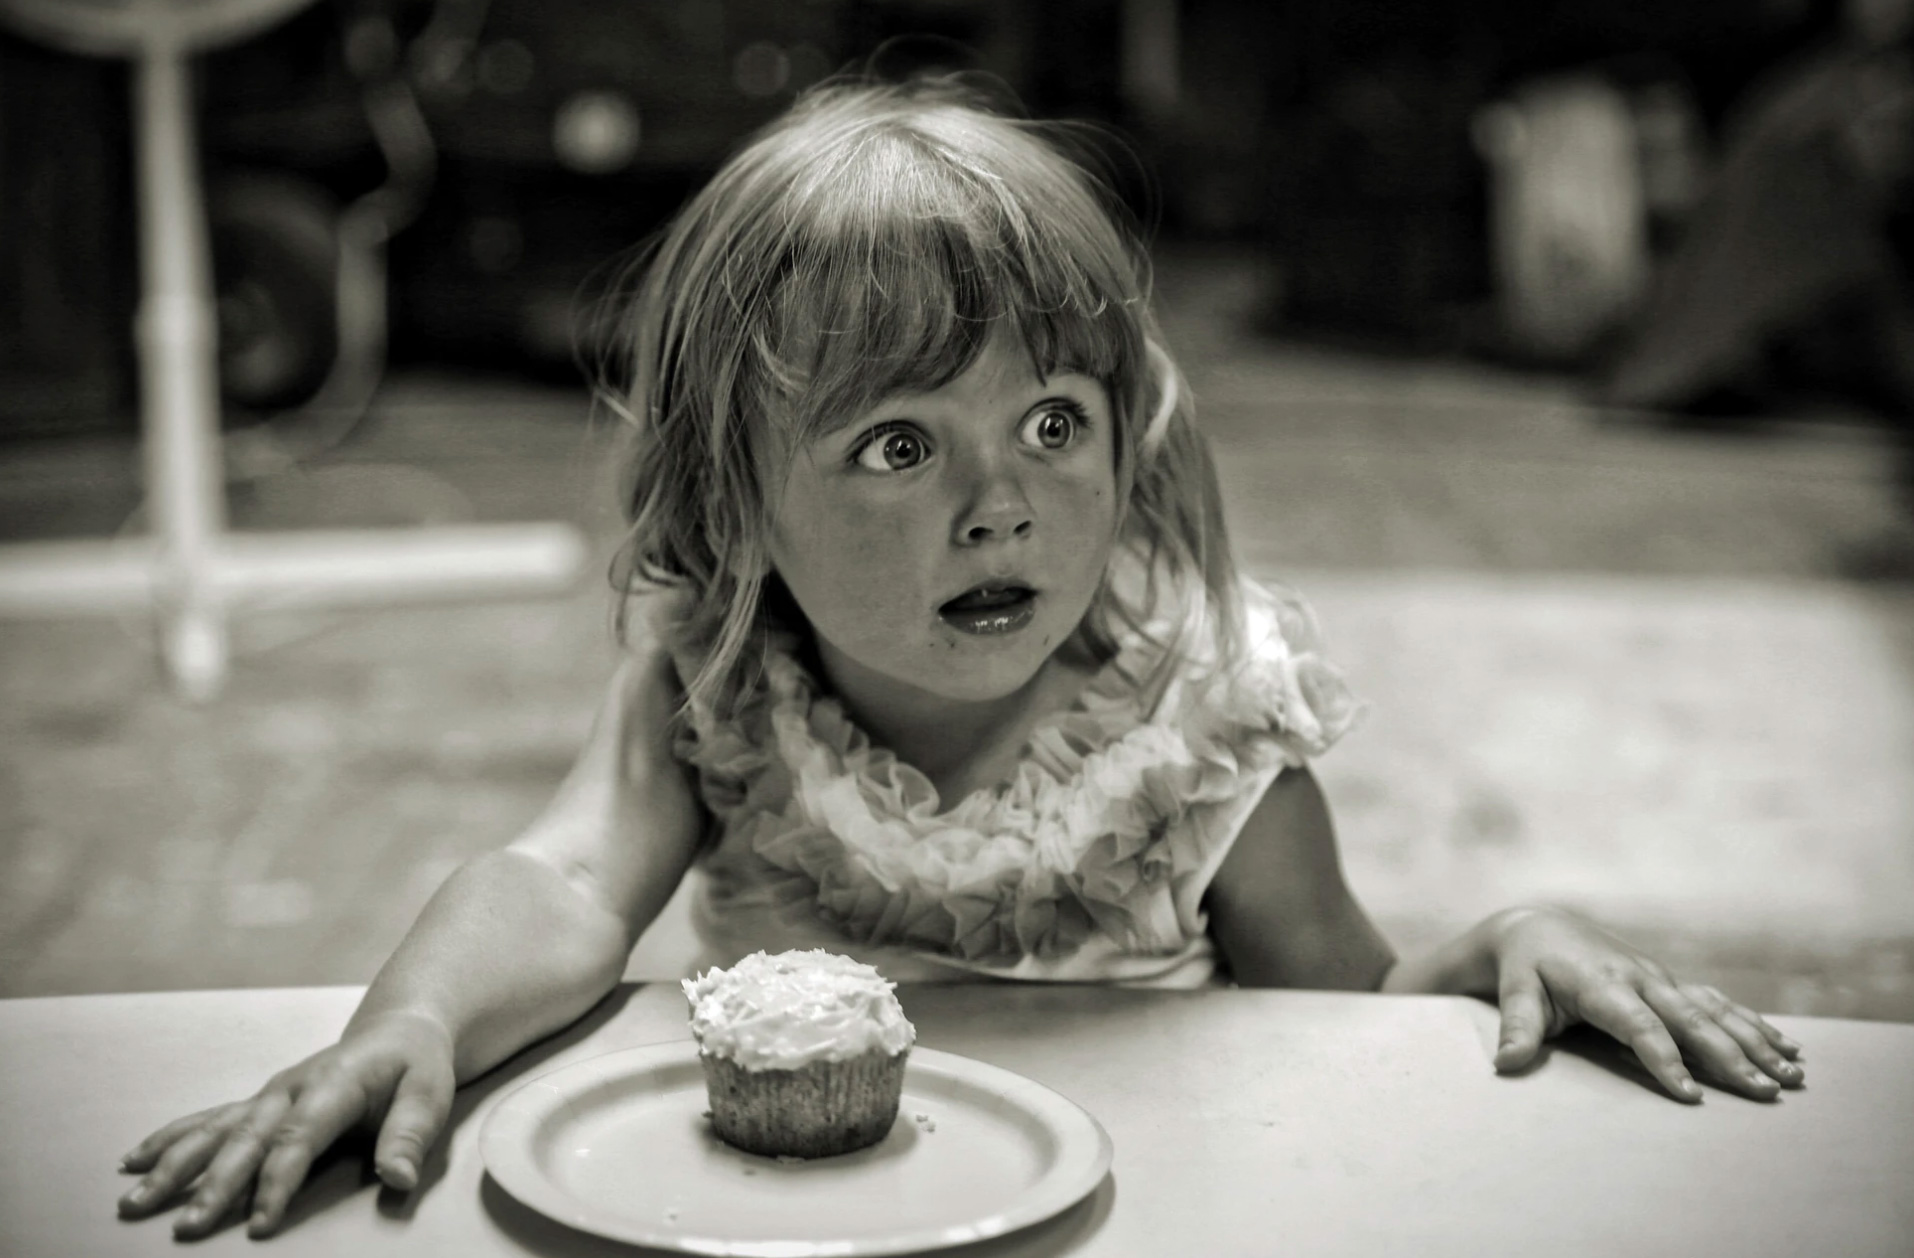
2, 0, 1910, 1254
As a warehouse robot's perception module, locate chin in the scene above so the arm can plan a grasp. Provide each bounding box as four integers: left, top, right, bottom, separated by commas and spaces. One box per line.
913, 637, 1059, 704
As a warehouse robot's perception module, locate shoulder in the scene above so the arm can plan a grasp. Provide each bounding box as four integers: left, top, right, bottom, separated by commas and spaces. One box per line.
612, 586, 697, 732
1140, 574, 1362, 765
508, 587, 706, 922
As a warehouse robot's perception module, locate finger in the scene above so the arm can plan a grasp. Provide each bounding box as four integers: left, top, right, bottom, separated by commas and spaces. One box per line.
1578, 984, 1702, 1102
173, 1091, 292, 1239
246, 1077, 377, 1237
374, 1064, 456, 1192
120, 1105, 230, 1173
1493, 968, 1551, 1071
1642, 985, 1782, 1101
1746, 1007, 1804, 1061
118, 1120, 231, 1217
1721, 1009, 1805, 1088
1686, 988, 1804, 1088
1676, 986, 1803, 1062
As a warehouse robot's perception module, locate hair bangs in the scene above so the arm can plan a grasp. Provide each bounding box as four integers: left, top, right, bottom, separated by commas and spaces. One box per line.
739, 118, 1147, 454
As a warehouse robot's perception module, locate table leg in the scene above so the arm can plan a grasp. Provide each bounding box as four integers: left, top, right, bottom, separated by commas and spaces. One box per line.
133, 42, 229, 700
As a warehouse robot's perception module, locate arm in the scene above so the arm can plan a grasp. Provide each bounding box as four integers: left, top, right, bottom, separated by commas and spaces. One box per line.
1203, 765, 1396, 991
1206, 769, 1804, 1104
119, 621, 704, 1238
349, 638, 705, 1080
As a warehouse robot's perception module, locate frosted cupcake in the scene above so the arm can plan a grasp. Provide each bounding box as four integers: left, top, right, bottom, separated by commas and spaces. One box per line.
682, 950, 916, 1158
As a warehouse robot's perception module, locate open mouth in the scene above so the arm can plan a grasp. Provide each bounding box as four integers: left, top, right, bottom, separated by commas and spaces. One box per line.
938, 582, 1038, 636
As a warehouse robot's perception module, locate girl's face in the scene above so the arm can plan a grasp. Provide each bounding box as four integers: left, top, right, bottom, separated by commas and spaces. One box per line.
766, 331, 1120, 712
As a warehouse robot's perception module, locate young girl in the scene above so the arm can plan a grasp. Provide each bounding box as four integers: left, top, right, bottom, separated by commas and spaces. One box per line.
118, 78, 1805, 1241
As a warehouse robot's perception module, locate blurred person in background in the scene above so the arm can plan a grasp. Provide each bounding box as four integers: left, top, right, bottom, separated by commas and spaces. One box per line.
1602, 0, 1914, 422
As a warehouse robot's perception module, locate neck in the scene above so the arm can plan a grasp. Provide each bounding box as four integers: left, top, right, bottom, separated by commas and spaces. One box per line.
812, 642, 1089, 801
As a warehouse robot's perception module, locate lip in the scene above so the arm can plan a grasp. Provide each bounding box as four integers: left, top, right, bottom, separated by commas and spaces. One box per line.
938, 583, 1039, 636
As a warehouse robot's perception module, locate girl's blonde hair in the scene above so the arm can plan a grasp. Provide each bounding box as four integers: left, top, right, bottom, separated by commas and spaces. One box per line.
602, 77, 1240, 716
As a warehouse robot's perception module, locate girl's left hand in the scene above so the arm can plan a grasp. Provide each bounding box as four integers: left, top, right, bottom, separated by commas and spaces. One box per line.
1487, 908, 1805, 1102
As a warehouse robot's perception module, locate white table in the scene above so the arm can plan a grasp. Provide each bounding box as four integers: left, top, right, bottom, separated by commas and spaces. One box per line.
2, 984, 1909, 1256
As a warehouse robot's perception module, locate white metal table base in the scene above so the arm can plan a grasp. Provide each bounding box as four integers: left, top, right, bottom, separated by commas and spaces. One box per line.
0, 8, 586, 700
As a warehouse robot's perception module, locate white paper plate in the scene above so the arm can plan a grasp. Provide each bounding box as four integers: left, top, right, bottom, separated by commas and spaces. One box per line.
480, 1040, 1112, 1256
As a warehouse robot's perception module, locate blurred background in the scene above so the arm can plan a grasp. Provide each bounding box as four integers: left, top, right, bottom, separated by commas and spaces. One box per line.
2, 0, 1911, 1017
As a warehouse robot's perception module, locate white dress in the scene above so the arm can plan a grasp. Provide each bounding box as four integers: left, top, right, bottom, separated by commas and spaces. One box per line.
667, 575, 1361, 988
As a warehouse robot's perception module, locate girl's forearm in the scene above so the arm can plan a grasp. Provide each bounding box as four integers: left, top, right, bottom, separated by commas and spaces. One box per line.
345, 848, 635, 1081
1379, 907, 1536, 997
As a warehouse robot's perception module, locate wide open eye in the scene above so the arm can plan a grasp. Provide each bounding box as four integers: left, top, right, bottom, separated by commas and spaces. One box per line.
1019, 401, 1086, 451
853, 423, 929, 472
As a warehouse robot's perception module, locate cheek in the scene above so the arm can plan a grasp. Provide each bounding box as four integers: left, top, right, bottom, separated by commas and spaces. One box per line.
811, 498, 929, 566
773, 496, 932, 621
1047, 464, 1120, 550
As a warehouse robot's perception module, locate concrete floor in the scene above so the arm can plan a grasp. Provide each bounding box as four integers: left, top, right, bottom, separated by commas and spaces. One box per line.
3, 248, 1912, 1019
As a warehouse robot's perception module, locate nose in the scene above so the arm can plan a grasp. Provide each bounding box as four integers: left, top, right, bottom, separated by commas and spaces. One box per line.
952, 453, 1034, 546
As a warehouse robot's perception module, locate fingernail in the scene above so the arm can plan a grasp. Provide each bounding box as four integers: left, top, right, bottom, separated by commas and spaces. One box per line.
1678, 1078, 1702, 1100
383, 1158, 417, 1190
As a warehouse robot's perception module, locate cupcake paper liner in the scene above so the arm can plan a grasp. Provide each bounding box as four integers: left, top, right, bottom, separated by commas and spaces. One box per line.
700, 1049, 910, 1159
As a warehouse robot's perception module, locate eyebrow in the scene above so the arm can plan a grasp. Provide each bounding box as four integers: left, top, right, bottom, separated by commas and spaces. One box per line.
871, 370, 1102, 410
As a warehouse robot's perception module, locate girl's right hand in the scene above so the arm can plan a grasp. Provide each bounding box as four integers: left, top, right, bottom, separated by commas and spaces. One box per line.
116, 1009, 456, 1240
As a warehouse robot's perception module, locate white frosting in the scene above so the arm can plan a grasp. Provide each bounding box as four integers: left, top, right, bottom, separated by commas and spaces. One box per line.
682, 949, 916, 1070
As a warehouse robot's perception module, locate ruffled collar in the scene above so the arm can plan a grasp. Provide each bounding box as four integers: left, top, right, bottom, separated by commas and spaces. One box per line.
672, 578, 1360, 965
